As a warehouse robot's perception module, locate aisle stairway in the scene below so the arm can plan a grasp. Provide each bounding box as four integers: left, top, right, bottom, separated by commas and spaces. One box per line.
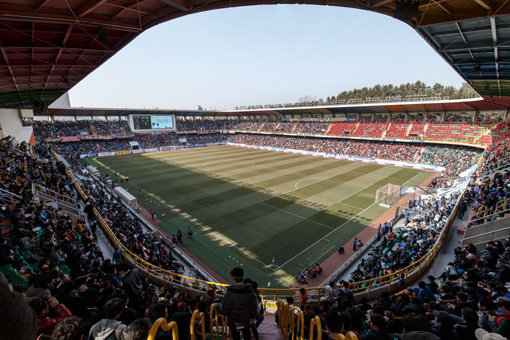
259, 309, 283, 340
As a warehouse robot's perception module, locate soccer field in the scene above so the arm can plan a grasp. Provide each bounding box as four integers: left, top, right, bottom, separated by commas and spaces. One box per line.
84, 145, 431, 287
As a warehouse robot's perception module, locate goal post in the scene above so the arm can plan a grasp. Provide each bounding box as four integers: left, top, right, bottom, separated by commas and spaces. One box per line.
375, 183, 401, 208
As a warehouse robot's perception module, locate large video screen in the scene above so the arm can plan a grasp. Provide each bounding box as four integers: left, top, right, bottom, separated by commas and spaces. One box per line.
133, 115, 174, 130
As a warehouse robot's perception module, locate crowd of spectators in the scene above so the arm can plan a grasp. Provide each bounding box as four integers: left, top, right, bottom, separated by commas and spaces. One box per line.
176, 119, 229, 132
34, 120, 132, 139
228, 134, 482, 179
288, 236, 510, 340
51, 140, 132, 156
91, 120, 131, 136
419, 145, 481, 178
34, 120, 92, 138
294, 121, 331, 134
0, 137, 214, 340
350, 194, 459, 283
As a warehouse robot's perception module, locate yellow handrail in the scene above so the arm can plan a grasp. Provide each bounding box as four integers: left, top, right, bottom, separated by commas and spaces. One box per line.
147, 318, 178, 340
190, 309, 206, 340
309, 316, 322, 340
209, 303, 230, 340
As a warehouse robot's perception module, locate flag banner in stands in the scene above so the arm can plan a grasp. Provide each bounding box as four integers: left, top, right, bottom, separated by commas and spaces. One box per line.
60, 136, 80, 142
97, 152, 115, 157
79, 153, 97, 159
227, 142, 445, 172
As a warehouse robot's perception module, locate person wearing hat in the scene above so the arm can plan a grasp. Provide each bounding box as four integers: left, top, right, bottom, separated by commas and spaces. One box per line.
488, 296, 510, 338
221, 267, 261, 340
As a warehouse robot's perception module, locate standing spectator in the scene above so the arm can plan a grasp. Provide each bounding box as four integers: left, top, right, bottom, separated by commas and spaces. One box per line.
220, 267, 260, 340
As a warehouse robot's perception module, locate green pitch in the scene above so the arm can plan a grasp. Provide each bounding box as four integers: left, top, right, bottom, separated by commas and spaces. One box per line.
83, 145, 430, 287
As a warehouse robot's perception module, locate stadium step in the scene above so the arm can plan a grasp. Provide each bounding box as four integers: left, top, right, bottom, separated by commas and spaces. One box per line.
259, 310, 283, 340
405, 122, 413, 136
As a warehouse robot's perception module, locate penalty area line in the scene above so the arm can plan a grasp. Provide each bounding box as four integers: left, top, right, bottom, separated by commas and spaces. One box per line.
273, 202, 377, 271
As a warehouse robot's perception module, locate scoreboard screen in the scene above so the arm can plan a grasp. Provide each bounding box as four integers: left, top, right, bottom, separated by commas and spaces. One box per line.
133, 115, 174, 130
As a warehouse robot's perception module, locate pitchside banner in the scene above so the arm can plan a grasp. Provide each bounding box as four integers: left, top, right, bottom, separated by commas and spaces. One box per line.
80, 142, 227, 159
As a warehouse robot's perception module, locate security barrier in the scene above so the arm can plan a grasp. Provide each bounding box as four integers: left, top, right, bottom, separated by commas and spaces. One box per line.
209, 303, 231, 340
190, 309, 206, 340
309, 316, 322, 340
147, 318, 178, 340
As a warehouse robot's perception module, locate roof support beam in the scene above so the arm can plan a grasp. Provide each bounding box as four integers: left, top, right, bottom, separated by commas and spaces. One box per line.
369, 0, 393, 8
490, 16, 501, 96
77, 0, 110, 17
110, 0, 154, 20
473, 0, 494, 11
35, 0, 53, 11
0, 47, 20, 92
455, 22, 476, 62
158, 0, 189, 12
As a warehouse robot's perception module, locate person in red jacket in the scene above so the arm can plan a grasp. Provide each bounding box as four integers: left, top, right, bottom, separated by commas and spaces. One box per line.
29, 296, 72, 336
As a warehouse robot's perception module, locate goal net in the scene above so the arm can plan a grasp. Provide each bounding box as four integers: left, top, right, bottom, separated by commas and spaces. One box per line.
375, 183, 401, 208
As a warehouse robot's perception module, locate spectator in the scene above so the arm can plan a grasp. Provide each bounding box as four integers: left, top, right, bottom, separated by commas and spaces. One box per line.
220, 267, 261, 340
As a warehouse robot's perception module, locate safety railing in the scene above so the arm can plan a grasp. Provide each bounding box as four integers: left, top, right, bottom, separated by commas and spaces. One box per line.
309, 316, 322, 340
147, 318, 179, 340
51, 147, 466, 302
190, 309, 206, 340
209, 303, 231, 340
32, 183, 74, 203
337, 332, 360, 339
470, 198, 508, 222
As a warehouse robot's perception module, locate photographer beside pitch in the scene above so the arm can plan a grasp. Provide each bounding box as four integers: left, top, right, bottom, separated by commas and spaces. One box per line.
220, 267, 262, 340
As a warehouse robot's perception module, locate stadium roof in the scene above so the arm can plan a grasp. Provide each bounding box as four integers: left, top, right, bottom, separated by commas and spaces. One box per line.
43, 96, 510, 116
3, 1, 510, 109
418, 16, 510, 98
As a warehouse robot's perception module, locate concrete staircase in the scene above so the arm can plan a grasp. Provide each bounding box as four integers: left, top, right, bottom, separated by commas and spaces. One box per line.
259, 309, 283, 340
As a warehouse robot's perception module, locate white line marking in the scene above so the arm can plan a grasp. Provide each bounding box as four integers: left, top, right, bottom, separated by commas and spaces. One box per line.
274, 202, 377, 271
259, 202, 334, 230
401, 172, 422, 187
294, 177, 329, 190
337, 202, 365, 210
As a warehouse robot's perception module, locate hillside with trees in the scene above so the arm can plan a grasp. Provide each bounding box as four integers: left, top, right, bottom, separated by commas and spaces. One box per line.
235, 81, 479, 110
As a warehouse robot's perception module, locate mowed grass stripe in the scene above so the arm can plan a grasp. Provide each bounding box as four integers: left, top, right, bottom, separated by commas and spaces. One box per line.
135, 156, 330, 204
146, 145, 280, 164
262, 163, 381, 210
271, 169, 423, 268
177, 158, 357, 210
276, 166, 403, 213
112, 146, 267, 177
156, 148, 295, 170
199, 165, 377, 238
185, 161, 365, 215
129, 151, 296, 191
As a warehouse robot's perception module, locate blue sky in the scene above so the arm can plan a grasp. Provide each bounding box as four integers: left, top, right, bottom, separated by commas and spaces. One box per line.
68, 5, 465, 110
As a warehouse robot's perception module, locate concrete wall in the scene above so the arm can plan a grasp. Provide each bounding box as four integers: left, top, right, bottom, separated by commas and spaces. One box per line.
0, 108, 33, 143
